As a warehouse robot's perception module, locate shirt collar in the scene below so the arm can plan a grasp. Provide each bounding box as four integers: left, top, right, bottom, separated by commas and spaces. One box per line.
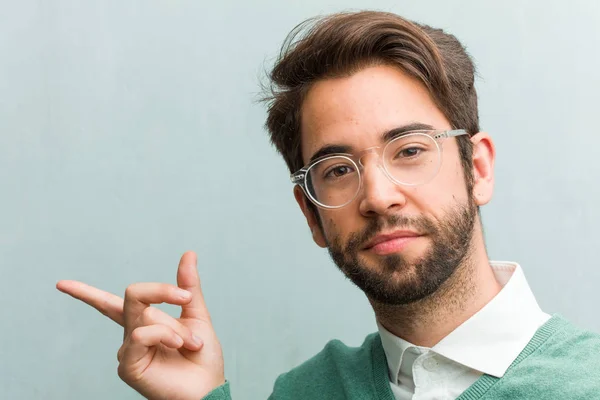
377, 261, 550, 381
378, 321, 419, 383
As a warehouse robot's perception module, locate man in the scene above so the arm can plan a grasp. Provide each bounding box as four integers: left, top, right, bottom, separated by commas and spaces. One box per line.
56, 10, 600, 400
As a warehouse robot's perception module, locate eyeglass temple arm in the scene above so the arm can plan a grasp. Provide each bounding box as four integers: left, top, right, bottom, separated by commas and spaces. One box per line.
433, 129, 468, 140
290, 171, 306, 184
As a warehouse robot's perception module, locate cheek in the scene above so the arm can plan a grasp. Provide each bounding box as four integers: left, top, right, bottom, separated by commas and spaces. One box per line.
320, 209, 358, 240
402, 187, 438, 218
403, 165, 468, 217
322, 215, 340, 238
433, 158, 470, 199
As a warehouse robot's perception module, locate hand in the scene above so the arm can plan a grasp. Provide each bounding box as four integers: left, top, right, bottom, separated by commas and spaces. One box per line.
56, 251, 225, 400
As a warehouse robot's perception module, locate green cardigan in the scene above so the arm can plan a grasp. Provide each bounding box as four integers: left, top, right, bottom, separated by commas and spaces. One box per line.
204, 315, 600, 399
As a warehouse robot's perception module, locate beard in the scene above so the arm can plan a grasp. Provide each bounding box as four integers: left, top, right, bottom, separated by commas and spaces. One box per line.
326, 197, 477, 305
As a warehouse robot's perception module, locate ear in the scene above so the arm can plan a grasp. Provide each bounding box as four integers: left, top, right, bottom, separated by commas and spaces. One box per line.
470, 132, 495, 206
293, 186, 327, 248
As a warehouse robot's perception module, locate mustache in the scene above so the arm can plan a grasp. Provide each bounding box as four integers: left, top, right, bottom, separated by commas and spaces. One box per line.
346, 214, 438, 251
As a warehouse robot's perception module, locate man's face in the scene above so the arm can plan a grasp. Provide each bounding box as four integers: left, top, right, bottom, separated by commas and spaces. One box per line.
297, 65, 480, 305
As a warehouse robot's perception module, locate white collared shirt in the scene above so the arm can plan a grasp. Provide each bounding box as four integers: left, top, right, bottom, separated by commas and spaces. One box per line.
377, 262, 551, 400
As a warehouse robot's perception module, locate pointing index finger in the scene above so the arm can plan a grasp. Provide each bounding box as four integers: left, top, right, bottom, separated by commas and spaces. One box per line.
56, 280, 125, 326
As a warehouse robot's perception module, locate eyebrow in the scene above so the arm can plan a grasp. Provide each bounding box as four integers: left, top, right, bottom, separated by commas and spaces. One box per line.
307, 122, 436, 164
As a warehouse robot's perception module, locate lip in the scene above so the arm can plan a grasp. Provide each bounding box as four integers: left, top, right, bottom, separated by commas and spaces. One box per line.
362, 230, 422, 255
363, 230, 421, 249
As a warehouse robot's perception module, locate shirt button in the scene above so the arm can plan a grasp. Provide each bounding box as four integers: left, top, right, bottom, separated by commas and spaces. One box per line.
422, 357, 439, 372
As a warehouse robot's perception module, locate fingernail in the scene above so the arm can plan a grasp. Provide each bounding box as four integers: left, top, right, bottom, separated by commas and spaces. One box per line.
176, 289, 191, 300
193, 335, 203, 346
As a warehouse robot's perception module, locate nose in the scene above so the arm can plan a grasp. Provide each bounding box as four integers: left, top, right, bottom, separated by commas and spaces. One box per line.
358, 153, 407, 217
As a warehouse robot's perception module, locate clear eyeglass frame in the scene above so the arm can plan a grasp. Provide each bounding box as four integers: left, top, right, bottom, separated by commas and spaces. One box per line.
290, 129, 469, 209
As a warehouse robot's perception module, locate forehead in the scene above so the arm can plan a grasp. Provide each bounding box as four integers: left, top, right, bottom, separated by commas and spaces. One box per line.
300, 65, 451, 163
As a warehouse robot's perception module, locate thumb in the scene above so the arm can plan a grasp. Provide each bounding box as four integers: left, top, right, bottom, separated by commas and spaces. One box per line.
177, 251, 212, 322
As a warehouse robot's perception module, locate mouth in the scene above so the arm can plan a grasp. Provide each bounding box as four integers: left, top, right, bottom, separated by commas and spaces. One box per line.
362, 230, 422, 256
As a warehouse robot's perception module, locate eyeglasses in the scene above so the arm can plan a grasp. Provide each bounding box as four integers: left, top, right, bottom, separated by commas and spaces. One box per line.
290, 129, 468, 209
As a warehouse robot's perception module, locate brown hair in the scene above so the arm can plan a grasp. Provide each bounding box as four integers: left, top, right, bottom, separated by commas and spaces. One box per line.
262, 11, 479, 192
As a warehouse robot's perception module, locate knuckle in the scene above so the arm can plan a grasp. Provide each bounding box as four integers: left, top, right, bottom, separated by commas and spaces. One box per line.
124, 284, 138, 300
142, 306, 157, 322
130, 327, 144, 343
117, 362, 129, 381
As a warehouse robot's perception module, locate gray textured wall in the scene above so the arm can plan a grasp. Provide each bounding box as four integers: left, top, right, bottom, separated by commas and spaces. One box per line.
2, 1, 599, 398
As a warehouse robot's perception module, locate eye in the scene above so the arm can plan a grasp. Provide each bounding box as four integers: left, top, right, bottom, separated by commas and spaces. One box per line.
324, 165, 355, 179
396, 147, 423, 158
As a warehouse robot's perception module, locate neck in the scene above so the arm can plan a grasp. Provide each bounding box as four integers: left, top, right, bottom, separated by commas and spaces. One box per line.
371, 230, 502, 348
